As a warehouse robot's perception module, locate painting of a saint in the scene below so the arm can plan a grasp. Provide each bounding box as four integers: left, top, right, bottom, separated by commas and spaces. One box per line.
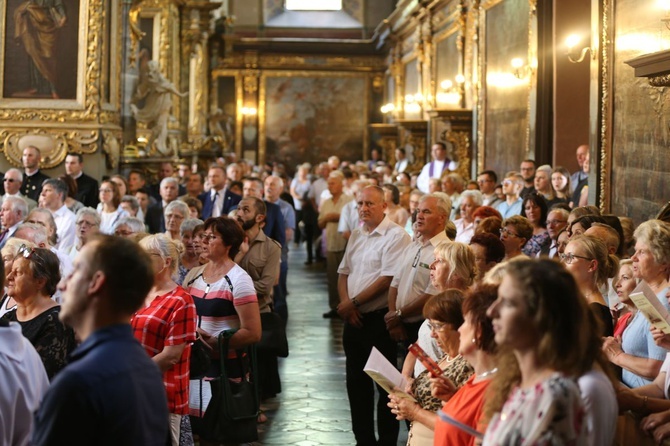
3, 0, 79, 99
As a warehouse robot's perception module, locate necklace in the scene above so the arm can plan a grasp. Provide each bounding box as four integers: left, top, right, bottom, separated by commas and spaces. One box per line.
477, 367, 498, 379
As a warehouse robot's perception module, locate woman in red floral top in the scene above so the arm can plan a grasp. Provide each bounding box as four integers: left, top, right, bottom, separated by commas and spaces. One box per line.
132, 234, 197, 446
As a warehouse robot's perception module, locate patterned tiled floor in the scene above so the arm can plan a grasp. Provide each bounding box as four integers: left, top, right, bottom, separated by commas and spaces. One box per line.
256, 246, 408, 445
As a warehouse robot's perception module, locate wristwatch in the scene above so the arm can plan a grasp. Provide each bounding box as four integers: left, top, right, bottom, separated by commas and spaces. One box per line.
395, 308, 403, 320
351, 297, 361, 307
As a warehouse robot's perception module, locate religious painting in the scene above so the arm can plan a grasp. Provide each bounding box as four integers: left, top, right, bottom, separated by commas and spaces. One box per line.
1, 0, 81, 101
261, 73, 368, 166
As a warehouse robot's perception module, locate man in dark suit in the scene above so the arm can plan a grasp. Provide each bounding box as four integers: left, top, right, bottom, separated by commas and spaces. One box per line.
21, 145, 49, 202
242, 177, 285, 248
200, 165, 241, 219
145, 177, 179, 233
64, 153, 99, 208
149, 162, 185, 201
539, 208, 569, 258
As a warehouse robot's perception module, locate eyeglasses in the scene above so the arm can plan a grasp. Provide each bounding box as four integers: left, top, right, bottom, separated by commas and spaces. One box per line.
3, 178, 18, 183
76, 220, 97, 227
546, 219, 567, 226
499, 227, 520, 238
558, 252, 593, 264
99, 188, 113, 193
427, 321, 450, 333
165, 213, 185, 221
17, 244, 36, 259
201, 233, 219, 243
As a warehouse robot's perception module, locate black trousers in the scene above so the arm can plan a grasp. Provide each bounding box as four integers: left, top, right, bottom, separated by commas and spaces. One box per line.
343, 310, 399, 446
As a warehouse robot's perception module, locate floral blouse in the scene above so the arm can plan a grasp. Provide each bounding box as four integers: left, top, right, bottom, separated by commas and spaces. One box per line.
411, 354, 474, 413
522, 231, 550, 257
483, 373, 586, 446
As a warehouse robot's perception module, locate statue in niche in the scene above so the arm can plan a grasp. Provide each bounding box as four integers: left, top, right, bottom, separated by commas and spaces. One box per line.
131, 54, 186, 156
207, 104, 235, 151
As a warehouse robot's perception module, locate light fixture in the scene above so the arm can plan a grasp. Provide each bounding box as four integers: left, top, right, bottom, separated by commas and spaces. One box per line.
241, 106, 257, 116
436, 78, 463, 107
511, 58, 534, 79
661, 0, 670, 30
565, 34, 596, 63
380, 103, 395, 114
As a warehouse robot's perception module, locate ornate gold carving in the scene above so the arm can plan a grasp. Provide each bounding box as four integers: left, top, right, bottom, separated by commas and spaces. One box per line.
0, 129, 99, 168
444, 130, 471, 181
102, 130, 121, 168
243, 71, 260, 94
216, 54, 387, 71
649, 75, 670, 87
598, 0, 613, 212
129, 1, 146, 66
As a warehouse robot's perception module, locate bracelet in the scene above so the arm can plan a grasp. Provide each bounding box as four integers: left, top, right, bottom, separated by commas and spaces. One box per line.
351, 297, 361, 308
395, 308, 403, 320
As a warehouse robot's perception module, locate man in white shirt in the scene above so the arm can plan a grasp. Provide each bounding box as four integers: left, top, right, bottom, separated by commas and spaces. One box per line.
0, 318, 49, 445
319, 172, 353, 318
38, 178, 76, 253
496, 172, 524, 218
337, 186, 411, 446
416, 142, 450, 193
308, 162, 331, 209
2, 168, 37, 210
393, 148, 409, 174
385, 194, 450, 344
0, 196, 28, 249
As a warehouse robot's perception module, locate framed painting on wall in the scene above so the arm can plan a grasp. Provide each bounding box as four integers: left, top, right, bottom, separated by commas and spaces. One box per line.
0, 0, 84, 105
260, 72, 368, 167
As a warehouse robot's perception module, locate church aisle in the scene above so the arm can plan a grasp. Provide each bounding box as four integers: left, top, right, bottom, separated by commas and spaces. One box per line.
256, 246, 408, 445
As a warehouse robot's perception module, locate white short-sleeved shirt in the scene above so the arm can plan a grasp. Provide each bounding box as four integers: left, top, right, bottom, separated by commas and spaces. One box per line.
337, 199, 359, 235
392, 232, 449, 323
338, 216, 411, 313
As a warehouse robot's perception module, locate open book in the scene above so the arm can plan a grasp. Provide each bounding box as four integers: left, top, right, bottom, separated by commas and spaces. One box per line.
628, 281, 670, 334
437, 410, 484, 440
364, 347, 416, 402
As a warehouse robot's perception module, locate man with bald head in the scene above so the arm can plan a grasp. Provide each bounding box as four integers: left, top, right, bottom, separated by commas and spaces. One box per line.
1, 168, 37, 210
571, 144, 589, 193
337, 185, 411, 446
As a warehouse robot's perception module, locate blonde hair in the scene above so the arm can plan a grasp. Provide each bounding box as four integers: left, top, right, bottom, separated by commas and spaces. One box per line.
434, 241, 477, 287
569, 235, 619, 286
139, 233, 184, 280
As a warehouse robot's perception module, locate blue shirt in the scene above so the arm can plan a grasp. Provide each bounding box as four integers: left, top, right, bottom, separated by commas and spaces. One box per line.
33, 324, 169, 446
496, 198, 523, 219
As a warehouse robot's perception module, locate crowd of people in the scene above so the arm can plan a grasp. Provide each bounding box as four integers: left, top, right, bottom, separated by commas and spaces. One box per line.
1, 140, 669, 446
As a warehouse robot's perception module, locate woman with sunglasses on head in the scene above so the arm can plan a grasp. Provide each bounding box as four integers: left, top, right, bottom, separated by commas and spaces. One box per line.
0, 239, 37, 319
183, 217, 261, 441
388, 290, 473, 446
483, 259, 607, 445
0, 245, 76, 379
562, 235, 617, 337
603, 220, 670, 388
133, 234, 197, 446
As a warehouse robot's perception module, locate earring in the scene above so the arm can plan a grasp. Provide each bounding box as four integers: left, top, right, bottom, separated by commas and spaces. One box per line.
472, 338, 476, 344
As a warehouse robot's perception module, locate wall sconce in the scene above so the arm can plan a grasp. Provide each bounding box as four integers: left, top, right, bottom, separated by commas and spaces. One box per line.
660, 0, 670, 30
511, 58, 534, 79
404, 93, 423, 114
436, 77, 463, 106
380, 103, 395, 114
241, 106, 257, 116
565, 34, 596, 63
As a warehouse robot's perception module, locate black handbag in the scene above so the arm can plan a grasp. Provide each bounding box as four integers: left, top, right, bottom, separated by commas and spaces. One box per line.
258, 311, 289, 358
200, 329, 259, 444
189, 332, 212, 379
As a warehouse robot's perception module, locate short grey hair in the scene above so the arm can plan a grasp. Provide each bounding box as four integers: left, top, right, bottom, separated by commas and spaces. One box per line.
120, 195, 140, 214
634, 220, 670, 266
460, 189, 483, 206
113, 217, 145, 234
181, 218, 204, 236
3, 196, 28, 219
14, 222, 48, 246
536, 164, 552, 177
26, 208, 57, 246
75, 207, 101, 226
5, 168, 23, 182
164, 200, 189, 219
160, 176, 179, 189
42, 178, 68, 201
422, 193, 452, 217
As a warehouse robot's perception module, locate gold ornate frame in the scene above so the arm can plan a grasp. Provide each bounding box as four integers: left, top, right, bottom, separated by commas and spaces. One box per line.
210, 69, 244, 158
0, 0, 123, 168
594, 0, 613, 212
259, 70, 370, 165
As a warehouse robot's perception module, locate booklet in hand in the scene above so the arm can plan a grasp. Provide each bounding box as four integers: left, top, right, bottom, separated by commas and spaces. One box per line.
628, 281, 670, 334
364, 347, 416, 402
